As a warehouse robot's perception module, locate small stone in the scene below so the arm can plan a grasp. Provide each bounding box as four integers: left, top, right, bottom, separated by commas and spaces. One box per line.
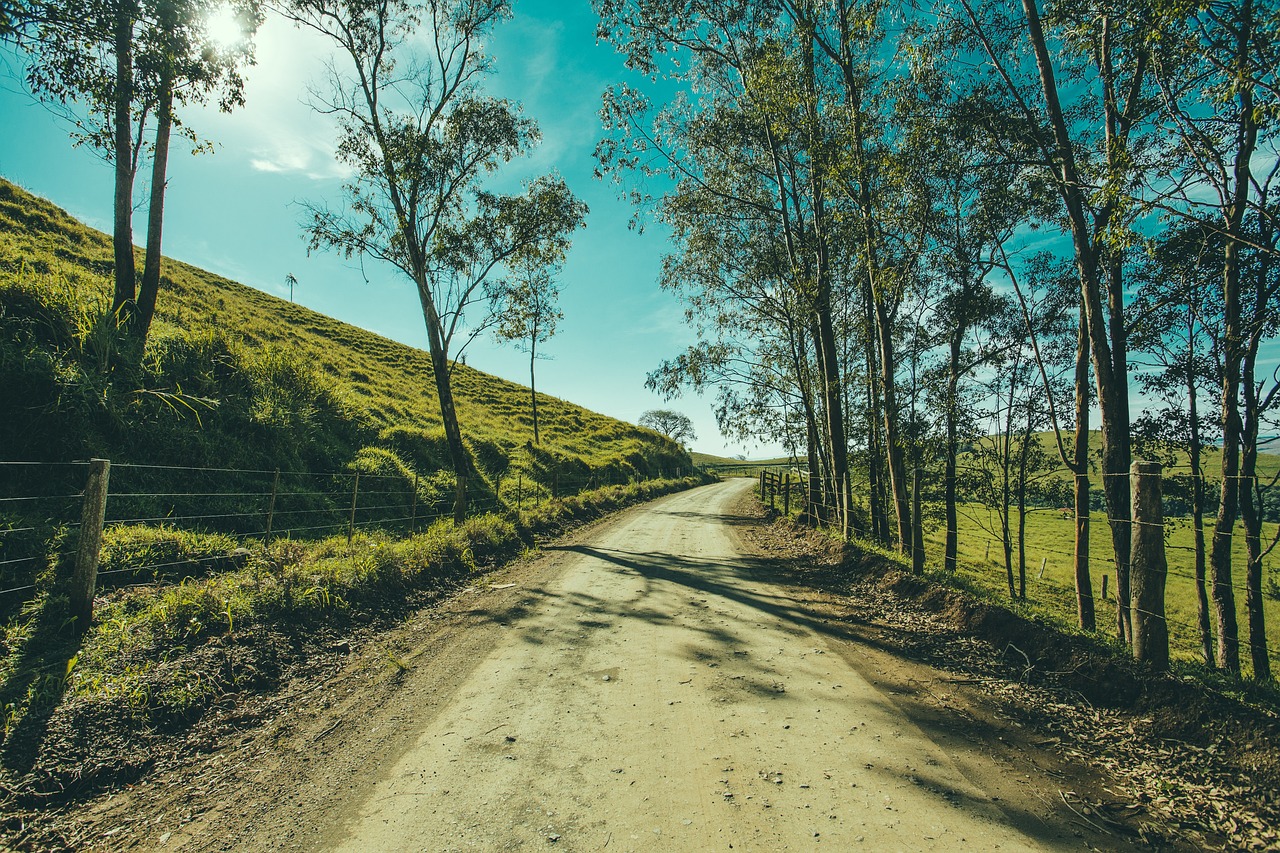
602, 675, 611, 682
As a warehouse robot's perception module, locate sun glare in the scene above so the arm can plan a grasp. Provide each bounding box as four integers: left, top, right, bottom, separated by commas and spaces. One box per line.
204, 3, 245, 50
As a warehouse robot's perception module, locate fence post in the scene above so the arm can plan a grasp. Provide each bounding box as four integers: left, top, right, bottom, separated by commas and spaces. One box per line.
348, 470, 360, 545
517, 473, 523, 521
784, 472, 791, 516
265, 469, 279, 544
70, 458, 110, 631
759, 470, 765, 500
410, 472, 419, 534
1130, 461, 1169, 670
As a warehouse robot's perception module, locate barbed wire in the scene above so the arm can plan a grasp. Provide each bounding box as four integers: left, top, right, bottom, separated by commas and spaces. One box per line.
0, 459, 694, 602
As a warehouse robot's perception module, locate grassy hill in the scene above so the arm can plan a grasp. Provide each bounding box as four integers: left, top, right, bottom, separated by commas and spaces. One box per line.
0, 178, 707, 812
0, 178, 689, 510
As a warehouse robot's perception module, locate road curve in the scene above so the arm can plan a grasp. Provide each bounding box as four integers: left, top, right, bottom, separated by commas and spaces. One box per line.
311, 478, 1060, 852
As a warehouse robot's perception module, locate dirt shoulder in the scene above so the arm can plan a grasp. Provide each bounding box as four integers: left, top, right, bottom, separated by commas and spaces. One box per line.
12, 482, 1279, 851
733, 504, 1280, 852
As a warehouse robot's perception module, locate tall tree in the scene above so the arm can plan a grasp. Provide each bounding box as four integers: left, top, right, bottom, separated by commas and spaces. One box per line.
1149, 0, 1280, 675
287, 0, 586, 522
949, 0, 1161, 644
492, 250, 564, 445
13, 0, 257, 345
1131, 220, 1225, 666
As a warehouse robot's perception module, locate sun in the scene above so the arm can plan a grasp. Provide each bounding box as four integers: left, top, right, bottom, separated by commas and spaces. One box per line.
204, 3, 245, 50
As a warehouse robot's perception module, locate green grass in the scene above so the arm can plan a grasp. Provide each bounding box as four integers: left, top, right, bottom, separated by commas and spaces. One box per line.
0, 177, 688, 482
916, 501, 1280, 678
0, 175, 711, 791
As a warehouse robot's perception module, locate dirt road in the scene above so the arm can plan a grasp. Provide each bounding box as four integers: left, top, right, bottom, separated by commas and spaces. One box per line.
121, 479, 1112, 852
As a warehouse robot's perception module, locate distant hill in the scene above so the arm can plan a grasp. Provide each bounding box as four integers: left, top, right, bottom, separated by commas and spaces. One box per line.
0, 178, 688, 489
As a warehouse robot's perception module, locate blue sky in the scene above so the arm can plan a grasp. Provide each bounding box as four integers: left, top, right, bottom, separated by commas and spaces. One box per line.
0, 0, 777, 459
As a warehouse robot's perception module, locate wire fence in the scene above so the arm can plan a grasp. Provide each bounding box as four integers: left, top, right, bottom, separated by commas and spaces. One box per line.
739, 463, 1280, 673
0, 458, 697, 607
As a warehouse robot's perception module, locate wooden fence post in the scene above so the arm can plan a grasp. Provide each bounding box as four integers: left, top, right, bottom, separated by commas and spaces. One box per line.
784, 472, 791, 515
410, 472, 419, 534
265, 469, 279, 544
1130, 461, 1169, 670
70, 458, 110, 631
348, 470, 360, 545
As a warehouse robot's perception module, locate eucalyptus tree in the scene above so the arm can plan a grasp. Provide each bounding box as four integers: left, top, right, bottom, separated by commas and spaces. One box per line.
596, 0, 866, 536
491, 250, 564, 445
11, 0, 258, 345
1147, 0, 1280, 677
893, 60, 1037, 573
285, 0, 586, 522
944, 0, 1168, 644
1130, 220, 1225, 667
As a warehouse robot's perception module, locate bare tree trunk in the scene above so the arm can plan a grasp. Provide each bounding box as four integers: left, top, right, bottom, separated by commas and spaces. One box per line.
944, 323, 964, 571
1074, 304, 1095, 629
137, 70, 174, 344
1017, 406, 1032, 600
418, 283, 470, 524
111, 0, 137, 323
911, 465, 924, 572
1240, 324, 1272, 680
1020, 0, 1134, 644
1001, 376, 1016, 600
1102, 258, 1134, 643
874, 293, 911, 552
529, 334, 540, 445
1186, 324, 1213, 666
864, 282, 888, 543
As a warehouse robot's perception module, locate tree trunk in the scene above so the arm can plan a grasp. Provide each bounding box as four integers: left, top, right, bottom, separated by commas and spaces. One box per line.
137, 70, 174, 344
418, 282, 470, 524
1020, 0, 1133, 644
864, 281, 888, 543
1239, 450, 1270, 680
111, 0, 137, 323
874, 293, 910, 552
529, 335, 540, 445
1102, 258, 1134, 644
1002, 376, 1016, 600
1240, 319, 1271, 680
1017, 412, 1031, 601
911, 465, 924, 573
944, 324, 963, 572
1074, 304, 1095, 630
1186, 324, 1213, 666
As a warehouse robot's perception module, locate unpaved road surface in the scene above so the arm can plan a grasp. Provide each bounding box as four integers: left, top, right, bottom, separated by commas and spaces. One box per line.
89, 479, 1118, 851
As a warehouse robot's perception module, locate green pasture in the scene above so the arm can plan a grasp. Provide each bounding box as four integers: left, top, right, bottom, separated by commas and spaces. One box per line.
918, 502, 1280, 677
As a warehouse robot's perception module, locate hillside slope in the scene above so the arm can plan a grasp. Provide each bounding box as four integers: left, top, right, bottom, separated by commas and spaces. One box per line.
0, 177, 686, 482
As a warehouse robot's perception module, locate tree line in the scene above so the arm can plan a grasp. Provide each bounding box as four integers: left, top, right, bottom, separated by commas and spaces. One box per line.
4, 0, 585, 525
593, 0, 1278, 680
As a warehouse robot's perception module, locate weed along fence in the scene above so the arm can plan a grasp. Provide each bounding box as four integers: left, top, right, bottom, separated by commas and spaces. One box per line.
0, 458, 698, 625
749, 459, 1280, 676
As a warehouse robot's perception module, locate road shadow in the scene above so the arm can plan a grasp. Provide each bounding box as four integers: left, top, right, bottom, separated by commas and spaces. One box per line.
0, 592, 80, 783
520, 539, 1115, 850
